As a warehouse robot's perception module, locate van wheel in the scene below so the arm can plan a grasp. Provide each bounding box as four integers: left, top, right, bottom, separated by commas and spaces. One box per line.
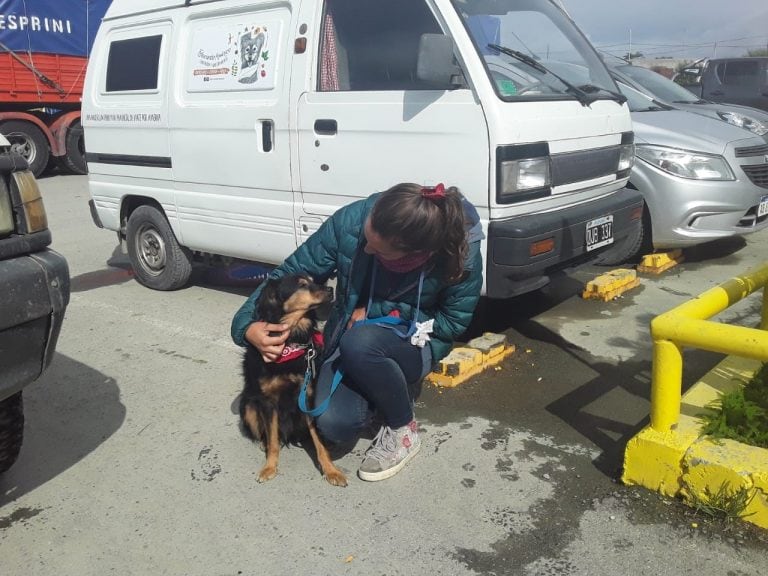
126, 205, 193, 290
0, 392, 24, 474
57, 121, 88, 175
0, 120, 50, 178
593, 207, 651, 266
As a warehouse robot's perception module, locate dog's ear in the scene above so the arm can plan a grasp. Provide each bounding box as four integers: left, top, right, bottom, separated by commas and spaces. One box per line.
256, 278, 283, 324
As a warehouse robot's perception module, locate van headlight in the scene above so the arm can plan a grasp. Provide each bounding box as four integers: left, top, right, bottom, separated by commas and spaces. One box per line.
499, 157, 551, 198
635, 145, 734, 180
716, 111, 768, 136
618, 143, 635, 173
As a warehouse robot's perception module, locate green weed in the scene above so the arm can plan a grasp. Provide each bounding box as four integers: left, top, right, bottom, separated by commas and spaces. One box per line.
698, 362, 768, 449
688, 481, 755, 524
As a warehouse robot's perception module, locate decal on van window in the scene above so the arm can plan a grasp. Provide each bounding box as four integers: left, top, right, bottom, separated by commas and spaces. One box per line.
188, 21, 280, 92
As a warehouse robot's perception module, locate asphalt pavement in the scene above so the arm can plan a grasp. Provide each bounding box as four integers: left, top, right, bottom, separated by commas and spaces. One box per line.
1, 174, 767, 575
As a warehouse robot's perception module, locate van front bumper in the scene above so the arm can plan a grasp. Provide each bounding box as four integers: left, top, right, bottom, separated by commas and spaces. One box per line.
485, 188, 644, 298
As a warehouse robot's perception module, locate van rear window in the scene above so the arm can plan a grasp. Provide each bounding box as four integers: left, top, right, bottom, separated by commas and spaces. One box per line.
106, 35, 162, 92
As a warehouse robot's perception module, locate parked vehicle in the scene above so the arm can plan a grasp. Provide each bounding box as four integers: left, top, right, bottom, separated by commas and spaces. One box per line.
596, 81, 768, 265
608, 62, 768, 136
0, 133, 70, 473
0, 0, 112, 177
699, 57, 768, 112
83, 0, 642, 298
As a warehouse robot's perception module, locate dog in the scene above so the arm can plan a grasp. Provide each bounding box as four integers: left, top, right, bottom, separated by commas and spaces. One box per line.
239, 274, 347, 487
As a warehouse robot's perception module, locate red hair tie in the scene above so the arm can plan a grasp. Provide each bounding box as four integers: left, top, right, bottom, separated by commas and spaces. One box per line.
421, 183, 446, 201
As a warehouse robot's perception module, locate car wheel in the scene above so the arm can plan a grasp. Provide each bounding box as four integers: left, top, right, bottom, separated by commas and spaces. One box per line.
56, 120, 88, 175
0, 120, 50, 178
0, 392, 24, 474
126, 205, 193, 290
594, 207, 651, 266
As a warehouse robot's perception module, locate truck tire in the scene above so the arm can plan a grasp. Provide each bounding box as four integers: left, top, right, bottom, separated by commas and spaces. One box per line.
594, 207, 651, 266
0, 392, 24, 474
0, 120, 50, 178
126, 205, 193, 290
57, 120, 87, 175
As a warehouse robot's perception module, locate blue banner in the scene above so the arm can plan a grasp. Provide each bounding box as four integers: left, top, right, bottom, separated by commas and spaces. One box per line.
0, 0, 111, 57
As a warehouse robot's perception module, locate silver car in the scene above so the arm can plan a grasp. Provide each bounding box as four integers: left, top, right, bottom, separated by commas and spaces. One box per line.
610, 63, 768, 137
597, 82, 768, 264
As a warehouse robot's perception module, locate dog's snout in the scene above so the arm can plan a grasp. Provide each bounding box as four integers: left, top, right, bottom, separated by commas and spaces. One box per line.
324, 286, 334, 299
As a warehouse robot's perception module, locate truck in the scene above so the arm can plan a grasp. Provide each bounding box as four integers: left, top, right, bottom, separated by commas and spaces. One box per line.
0, 132, 70, 473
0, 0, 111, 177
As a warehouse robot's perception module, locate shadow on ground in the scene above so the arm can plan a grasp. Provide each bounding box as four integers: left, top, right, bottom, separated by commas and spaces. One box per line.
0, 354, 125, 506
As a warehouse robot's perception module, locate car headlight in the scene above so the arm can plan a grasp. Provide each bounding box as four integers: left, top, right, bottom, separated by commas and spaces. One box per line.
716, 111, 768, 136
635, 145, 734, 180
499, 157, 551, 195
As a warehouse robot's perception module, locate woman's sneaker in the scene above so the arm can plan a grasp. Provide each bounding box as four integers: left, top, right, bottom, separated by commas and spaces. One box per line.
358, 420, 421, 481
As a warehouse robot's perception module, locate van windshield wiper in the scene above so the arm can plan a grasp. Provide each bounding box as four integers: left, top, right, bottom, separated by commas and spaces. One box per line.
577, 83, 627, 105
488, 43, 597, 107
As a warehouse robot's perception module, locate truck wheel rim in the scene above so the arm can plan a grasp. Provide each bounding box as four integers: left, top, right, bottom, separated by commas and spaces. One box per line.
6, 132, 36, 164
136, 225, 166, 275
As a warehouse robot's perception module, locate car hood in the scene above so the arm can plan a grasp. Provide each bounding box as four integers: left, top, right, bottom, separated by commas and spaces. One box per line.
630, 109, 758, 154
672, 101, 768, 124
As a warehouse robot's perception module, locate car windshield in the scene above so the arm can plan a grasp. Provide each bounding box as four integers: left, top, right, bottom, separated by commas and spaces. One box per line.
452, 0, 616, 101
616, 65, 700, 103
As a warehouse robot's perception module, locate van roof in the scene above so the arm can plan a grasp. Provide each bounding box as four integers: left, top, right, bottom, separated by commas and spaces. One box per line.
105, 0, 231, 20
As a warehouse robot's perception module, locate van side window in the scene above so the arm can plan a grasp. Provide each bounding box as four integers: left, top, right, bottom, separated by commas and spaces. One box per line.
722, 60, 760, 86
106, 35, 163, 92
318, 0, 443, 91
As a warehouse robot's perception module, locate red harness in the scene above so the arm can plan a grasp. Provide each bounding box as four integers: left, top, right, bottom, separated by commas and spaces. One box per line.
275, 332, 324, 364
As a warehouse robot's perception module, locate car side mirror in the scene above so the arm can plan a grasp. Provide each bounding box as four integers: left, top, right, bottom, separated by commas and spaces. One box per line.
416, 34, 463, 89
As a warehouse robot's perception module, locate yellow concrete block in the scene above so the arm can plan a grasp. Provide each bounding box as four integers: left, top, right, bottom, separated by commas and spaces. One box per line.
426, 333, 516, 388
681, 438, 768, 529
622, 415, 702, 497
430, 347, 483, 377
582, 269, 640, 301
466, 332, 516, 367
637, 250, 685, 274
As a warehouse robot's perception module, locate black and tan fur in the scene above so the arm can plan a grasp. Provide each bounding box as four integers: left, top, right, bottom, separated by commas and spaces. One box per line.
240, 274, 347, 486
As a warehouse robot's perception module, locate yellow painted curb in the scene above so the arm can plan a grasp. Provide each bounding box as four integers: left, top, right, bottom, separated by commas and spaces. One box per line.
637, 250, 685, 275
427, 332, 515, 388
623, 355, 768, 529
582, 268, 640, 301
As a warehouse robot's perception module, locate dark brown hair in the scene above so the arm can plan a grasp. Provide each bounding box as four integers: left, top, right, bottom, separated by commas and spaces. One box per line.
369, 182, 468, 282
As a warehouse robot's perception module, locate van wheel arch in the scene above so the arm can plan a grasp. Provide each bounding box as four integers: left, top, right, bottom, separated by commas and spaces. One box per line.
124, 203, 193, 291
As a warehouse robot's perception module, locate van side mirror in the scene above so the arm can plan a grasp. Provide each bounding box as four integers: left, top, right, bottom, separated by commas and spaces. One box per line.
416, 34, 463, 89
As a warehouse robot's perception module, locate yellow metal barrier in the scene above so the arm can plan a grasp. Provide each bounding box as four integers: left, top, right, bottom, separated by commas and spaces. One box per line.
649, 262, 768, 432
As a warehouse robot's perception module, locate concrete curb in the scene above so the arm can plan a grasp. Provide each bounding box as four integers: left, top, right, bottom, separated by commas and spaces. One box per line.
622, 355, 768, 529
426, 332, 515, 388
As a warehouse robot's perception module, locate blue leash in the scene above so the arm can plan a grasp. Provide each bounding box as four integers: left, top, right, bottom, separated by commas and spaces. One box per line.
298, 266, 424, 417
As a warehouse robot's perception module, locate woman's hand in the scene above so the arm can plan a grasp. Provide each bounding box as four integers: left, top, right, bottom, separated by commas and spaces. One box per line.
347, 306, 367, 328
245, 321, 290, 362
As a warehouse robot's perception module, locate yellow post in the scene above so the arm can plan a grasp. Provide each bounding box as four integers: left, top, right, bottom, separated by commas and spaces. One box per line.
650, 339, 683, 432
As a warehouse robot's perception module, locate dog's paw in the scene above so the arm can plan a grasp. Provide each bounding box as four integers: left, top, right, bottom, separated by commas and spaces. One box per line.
257, 465, 278, 483
324, 469, 348, 487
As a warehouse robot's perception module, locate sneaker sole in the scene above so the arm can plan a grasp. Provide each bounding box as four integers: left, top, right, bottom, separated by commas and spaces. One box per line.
358, 441, 421, 482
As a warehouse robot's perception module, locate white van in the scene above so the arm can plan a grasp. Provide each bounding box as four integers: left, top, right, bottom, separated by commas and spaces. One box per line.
83, 0, 643, 297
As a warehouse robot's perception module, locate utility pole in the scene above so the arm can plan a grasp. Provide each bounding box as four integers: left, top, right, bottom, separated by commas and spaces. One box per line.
628, 27, 632, 62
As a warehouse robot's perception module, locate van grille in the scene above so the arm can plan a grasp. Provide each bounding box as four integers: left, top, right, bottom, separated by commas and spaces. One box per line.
551, 146, 620, 186
741, 164, 768, 188
734, 143, 768, 158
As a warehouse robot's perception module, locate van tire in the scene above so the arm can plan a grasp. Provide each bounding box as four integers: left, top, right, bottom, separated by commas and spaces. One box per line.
0, 392, 24, 474
57, 121, 88, 175
594, 207, 650, 266
0, 120, 50, 178
126, 205, 193, 290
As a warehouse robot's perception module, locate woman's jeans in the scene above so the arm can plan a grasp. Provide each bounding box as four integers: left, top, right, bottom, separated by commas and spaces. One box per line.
314, 323, 433, 444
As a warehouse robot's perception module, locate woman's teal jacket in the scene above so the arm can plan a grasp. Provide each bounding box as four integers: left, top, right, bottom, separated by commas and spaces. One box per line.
230, 194, 483, 362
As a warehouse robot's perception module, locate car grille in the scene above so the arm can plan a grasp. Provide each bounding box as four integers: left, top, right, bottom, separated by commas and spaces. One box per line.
734, 143, 768, 157
741, 164, 768, 188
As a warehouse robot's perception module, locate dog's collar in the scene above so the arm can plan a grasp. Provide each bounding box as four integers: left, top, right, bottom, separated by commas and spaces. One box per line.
275, 332, 323, 364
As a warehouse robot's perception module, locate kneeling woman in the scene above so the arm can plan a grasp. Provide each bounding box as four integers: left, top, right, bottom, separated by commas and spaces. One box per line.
231, 182, 483, 481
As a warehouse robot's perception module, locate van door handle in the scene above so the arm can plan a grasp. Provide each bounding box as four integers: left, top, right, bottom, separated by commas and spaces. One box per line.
711, 90, 724, 96
314, 119, 337, 135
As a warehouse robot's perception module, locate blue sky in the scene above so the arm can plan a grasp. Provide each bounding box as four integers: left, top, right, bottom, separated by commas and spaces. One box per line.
562, 0, 768, 61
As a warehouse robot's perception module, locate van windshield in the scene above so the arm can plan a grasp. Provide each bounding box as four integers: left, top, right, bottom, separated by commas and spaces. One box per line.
452, 0, 616, 101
